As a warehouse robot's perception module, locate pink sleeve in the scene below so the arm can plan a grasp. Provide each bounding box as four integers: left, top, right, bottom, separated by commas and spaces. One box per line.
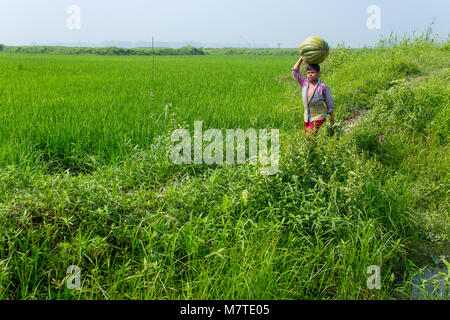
323, 84, 334, 114
291, 68, 307, 88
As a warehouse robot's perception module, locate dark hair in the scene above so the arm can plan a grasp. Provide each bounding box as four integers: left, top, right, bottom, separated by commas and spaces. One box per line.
306, 64, 320, 73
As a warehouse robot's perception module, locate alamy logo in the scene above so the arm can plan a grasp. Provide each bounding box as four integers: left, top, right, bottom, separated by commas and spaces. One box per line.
170, 121, 279, 175
66, 265, 81, 289
67, 5, 81, 30
366, 5, 381, 30
366, 265, 381, 290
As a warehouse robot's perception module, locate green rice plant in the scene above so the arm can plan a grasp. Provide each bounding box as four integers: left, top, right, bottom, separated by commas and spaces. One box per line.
0, 32, 448, 300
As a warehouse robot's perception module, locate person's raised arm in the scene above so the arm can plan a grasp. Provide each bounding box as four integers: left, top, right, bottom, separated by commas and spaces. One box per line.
291, 56, 307, 88
292, 56, 303, 71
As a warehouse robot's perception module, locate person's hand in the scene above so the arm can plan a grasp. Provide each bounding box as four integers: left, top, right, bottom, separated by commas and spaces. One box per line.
293, 57, 303, 71
329, 114, 335, 126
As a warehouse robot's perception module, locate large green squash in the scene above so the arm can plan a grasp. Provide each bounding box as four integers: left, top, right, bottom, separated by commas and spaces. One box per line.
299, 36, 329, 64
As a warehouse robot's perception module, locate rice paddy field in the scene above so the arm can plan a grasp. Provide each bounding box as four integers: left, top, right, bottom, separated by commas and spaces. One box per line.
0, 34, 448, 299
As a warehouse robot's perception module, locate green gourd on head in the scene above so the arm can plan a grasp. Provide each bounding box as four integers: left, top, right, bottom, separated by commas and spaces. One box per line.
299, 36, 330, 65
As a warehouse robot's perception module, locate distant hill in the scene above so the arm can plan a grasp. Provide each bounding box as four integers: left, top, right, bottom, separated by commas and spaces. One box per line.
20, 40, 274, 49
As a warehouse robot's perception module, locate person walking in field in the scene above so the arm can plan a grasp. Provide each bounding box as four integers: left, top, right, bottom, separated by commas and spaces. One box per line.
291, 56, 334, 137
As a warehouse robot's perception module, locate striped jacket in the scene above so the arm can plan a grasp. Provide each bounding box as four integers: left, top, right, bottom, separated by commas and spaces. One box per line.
291, 68, 334, 122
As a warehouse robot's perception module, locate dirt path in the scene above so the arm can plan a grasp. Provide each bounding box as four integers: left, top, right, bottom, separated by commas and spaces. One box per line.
342, 108, 367, 133
341, 68, 450, 299
340, 68, 448, 133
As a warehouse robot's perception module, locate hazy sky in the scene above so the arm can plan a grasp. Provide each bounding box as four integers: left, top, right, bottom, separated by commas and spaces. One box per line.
1, 0, 448, 47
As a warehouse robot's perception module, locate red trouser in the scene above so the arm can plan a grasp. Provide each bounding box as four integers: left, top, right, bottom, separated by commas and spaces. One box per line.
304, 118, 326, 135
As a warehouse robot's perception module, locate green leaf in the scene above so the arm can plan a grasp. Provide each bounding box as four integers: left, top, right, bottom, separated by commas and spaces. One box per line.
221, 194, 229, 212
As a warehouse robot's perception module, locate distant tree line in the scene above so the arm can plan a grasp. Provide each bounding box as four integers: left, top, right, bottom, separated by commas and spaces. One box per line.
1, 45, 206, 56
204, 48, 299, 56
0, 45, 304, 56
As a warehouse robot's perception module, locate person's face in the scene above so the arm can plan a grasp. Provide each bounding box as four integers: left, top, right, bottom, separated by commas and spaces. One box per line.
306, 69, 319, 82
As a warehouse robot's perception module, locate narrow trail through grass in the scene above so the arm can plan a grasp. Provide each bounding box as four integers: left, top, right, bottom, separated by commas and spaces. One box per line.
341, 67, 449, 132
341, 68, 449, 293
